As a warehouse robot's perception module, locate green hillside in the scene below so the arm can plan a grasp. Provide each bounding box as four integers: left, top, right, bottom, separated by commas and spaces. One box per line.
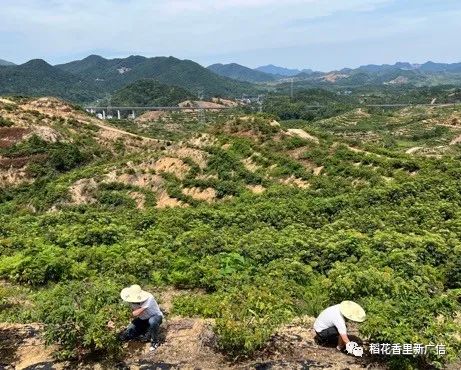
1, 95, 461, 368
208, 63, 276, 83
0, 60, 103, 103
57, 55, 259, 97
109, 79, 194, 107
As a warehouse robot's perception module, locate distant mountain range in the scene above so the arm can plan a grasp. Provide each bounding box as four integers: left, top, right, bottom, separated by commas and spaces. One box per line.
0, 55, 258, 103
321, 61, 461, 87
207, 60, 461, 87
0, 59, 15, 66
207, 63, 316, 82
340, 61, 461, 74
2, 55, 461, 104
255, 64, 313, 77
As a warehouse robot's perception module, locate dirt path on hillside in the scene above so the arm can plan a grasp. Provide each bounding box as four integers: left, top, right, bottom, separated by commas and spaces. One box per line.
92, 120, 164, 143
0, 319, 386, 370
450, 134, 461, 145
1, 289, 387, 370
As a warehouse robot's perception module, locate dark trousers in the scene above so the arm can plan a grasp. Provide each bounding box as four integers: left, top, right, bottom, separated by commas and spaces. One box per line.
121, 314, 163, 344
315, 326, 340, 346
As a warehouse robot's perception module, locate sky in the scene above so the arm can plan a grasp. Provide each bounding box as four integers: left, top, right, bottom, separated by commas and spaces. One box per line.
0, 0, 460, 71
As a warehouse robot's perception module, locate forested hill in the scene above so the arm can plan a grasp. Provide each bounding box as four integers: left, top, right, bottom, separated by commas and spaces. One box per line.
207, 63, 276, 83
0, 56, 259, 104
56, 55, 257, 97
0, 59, 103, 103
109, 79, 194, 107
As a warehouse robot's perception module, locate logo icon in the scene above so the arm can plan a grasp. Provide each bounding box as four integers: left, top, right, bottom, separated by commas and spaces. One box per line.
346, 341, 364, 357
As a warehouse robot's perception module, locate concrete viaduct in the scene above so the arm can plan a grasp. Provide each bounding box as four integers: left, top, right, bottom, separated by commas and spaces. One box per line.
84, 106, 232, 120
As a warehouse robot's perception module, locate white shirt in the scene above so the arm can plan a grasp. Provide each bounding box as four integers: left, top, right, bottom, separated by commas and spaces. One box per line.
130, 293, 163, 320
313, 304, 347, 335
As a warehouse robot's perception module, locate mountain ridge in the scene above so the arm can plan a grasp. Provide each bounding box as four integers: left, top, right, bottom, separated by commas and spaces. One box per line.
56, 55, 256, 97
207, 63, 276, 83
0, 59, 15, 66
0, 59, 103, 103
255, 64, 304, 77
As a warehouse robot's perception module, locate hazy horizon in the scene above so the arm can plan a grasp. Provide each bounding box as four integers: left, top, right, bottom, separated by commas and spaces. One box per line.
5, 53, 461, 73
1, 0, 460, 71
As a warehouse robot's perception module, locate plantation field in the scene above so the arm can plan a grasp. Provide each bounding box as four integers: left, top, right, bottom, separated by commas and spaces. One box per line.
1, 96, 461, 369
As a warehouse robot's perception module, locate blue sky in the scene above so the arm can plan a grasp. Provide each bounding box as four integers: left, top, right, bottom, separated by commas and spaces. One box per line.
0, 0, 460, 71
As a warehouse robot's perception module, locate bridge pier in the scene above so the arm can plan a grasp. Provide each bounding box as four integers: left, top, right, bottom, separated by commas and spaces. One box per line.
117, 110, 121, 120
102, 110, 106, 120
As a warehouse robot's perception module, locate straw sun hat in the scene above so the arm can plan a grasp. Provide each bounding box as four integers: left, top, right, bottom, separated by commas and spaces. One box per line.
339, 301, 366, 322
120, 284, 150, 303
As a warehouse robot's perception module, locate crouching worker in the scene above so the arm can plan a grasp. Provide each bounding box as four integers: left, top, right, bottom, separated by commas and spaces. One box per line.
313, 301, 366, 352
119, 284, 164, 351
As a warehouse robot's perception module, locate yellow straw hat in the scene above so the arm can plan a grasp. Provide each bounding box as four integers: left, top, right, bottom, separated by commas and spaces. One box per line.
120, 284, 150, 303
339, 301, 366, 322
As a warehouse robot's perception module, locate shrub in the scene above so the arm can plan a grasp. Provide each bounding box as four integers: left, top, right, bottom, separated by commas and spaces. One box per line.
0, 246, 72, 286
35, 278, 130, 360
96, 190, 136, 209
0, 116, 14, 127
49, 143, 87, 172
215, 285, 294, 357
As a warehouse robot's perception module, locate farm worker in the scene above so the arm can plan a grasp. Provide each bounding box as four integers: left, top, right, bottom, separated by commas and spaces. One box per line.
313, 301, 366, 352
119, 284, 164, 351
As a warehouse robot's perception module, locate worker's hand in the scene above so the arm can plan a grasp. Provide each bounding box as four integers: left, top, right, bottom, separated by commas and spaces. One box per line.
107, 320, 115, 330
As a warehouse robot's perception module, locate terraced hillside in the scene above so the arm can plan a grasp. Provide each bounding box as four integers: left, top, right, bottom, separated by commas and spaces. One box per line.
1, 97, 461, 369
308, 105, 461, 155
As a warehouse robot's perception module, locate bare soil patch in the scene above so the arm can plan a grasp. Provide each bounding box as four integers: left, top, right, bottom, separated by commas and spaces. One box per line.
154, 157, 190, 180
0, 323, 58, 370
320, 73, 349, 83
280, 176, 310, 189
187, 133, 217, 148
450, 134, 461, 145
286, 129, 319, 143
168, 146, 209, 169
0, 127, 31, 148
156, 191, 186, 209
405, 146, 423, 154
105, 171, 165, 192
179, 100, 225, 110
129, 191, 146, 209
242, 157, 260, 172
247, 185, 266, 194
69, 178, 97, 205
135, 111, 167, 123
182, 187, 216, 202
27, 125, 60, 143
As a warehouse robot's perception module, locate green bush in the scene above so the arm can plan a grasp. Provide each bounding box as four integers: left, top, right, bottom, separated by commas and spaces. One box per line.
35, 278, 130, 360
215, 285, 294, 357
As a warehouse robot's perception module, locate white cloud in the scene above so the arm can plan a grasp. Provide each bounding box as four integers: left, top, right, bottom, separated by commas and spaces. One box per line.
0, 0, 459, 69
